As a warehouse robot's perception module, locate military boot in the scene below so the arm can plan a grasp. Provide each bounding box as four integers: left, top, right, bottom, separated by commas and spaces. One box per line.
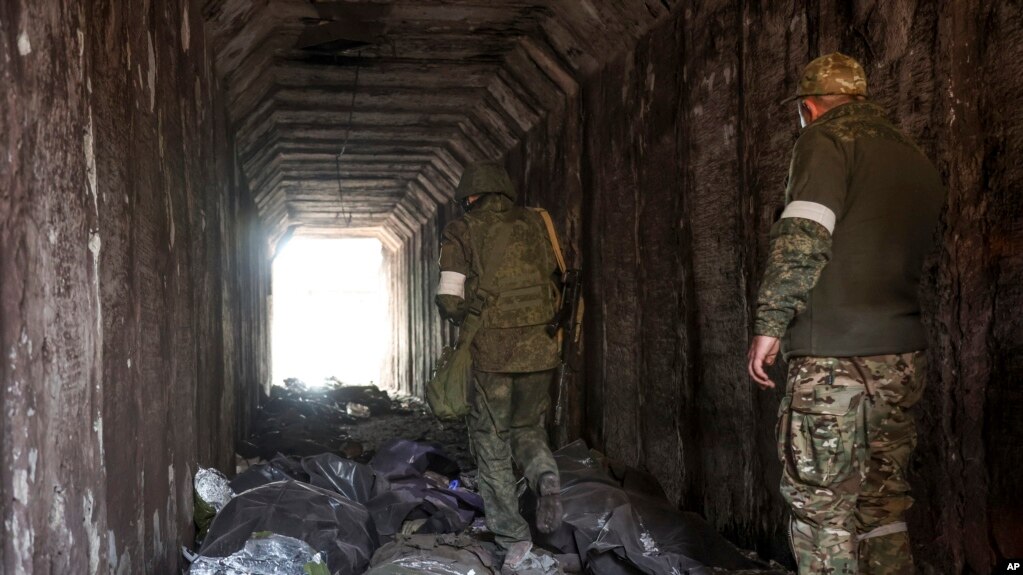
536, 472, 563, 534
501, 541, 533, 575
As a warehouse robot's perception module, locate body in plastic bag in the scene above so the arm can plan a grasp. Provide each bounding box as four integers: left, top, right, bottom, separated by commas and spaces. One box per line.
198, 480, 377, 575
364, 534, 498, 575
302, 453, 389, 504
527, 440, 782, 575
230, 454, 310, 493
366, 440, 484, 539
189, 533, 328, 575
369, 439, 461, 481
297, 449, 483, 541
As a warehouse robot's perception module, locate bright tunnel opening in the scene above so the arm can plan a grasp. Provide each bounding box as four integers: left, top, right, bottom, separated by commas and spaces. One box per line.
271, 237, 389, 389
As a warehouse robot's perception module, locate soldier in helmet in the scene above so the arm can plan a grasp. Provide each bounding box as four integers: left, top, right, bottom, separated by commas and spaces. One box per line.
747, 53, 945, 574
435, 162, 563, 574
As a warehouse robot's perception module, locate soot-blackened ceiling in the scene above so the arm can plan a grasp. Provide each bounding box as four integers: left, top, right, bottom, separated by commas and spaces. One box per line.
202, 0, 676, 245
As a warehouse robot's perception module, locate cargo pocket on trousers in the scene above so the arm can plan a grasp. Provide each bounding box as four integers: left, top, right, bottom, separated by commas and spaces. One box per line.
789, 383, 866, 487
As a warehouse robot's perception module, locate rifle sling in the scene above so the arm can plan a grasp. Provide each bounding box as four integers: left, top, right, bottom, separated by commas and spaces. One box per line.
532, 208, 567, 274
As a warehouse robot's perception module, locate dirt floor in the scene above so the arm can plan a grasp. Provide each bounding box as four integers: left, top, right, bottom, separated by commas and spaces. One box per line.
341, 403, 474, 472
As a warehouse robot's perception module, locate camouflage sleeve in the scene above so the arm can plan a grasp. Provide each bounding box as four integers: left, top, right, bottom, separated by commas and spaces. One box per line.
753, 217, 833, 338
435, 219, 471, 325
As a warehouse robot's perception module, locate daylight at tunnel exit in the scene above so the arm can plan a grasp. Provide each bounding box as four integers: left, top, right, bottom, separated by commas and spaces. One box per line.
1, 1, 1021, 574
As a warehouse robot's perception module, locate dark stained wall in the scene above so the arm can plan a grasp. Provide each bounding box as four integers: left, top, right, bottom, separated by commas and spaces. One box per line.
508, 1, 1023, 572
0, 1, 269, 573
384, 199, 447, 396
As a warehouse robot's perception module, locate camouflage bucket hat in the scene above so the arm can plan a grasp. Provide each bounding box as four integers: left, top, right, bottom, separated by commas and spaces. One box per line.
783, 52, 868, 103
455, 161, 517, 202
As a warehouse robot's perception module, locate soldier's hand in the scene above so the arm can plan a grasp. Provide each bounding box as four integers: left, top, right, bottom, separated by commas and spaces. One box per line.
748, 335, 781, 389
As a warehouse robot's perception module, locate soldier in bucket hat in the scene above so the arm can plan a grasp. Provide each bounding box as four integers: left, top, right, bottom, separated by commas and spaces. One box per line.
748, 53, 946, 574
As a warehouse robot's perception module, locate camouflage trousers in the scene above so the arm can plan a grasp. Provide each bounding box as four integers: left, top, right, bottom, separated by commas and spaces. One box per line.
468, 370, 558, 550
778, 352, 926, 575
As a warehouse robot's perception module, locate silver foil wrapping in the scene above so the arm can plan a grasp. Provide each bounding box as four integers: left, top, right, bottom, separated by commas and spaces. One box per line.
189, 533, 326, 575
195, 467, 234, 512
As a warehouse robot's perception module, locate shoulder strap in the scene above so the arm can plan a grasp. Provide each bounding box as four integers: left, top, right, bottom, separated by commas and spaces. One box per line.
532, 208, 567, 273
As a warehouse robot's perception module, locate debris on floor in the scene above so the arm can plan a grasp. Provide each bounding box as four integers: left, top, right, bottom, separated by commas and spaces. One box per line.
347, 403, 372, 418
504, 545, 564, 575
186, 380, 788, 575
236, 380, 472, 469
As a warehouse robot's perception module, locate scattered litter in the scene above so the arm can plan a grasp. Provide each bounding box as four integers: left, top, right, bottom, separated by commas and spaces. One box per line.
189, 533, 328, 575
236, 381, 472, 467
347, 403, 372, 418
499, 544, 563, 575
195, 468, 234, 512
390, 395, 425, 412
237, 381, 394, 460
423, 471, 451, 490
467, 517, 490, 537
511, 549, 562, 575
236, 455, 261, 475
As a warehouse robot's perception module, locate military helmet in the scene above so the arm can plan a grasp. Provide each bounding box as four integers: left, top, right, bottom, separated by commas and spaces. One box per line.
784, 52, 868, 103
455, 161, 517, 202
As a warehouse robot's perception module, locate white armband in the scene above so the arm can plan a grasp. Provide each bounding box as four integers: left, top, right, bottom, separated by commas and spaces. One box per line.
437, 271, 467, 298
780, 200, 837, 234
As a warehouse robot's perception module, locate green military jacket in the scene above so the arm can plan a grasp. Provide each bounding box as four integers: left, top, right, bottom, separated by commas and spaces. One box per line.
436, 194, 561, 373
755, 102, 945, 358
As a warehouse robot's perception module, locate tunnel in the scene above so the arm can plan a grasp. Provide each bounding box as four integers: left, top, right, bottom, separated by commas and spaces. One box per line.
2, 1, 1021, 573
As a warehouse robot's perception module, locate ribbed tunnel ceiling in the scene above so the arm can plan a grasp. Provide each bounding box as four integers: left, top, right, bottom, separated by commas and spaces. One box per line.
202, 0, 676, 246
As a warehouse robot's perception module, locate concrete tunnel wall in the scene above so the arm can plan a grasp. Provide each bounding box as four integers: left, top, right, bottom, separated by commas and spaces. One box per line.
2, 0, 1022, 574
1, 1, 270, 573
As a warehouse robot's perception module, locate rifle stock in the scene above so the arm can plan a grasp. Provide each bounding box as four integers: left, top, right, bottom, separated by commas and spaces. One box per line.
550, 269, 582, 428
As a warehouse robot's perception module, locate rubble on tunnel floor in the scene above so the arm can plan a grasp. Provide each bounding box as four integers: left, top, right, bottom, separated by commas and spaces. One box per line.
236, 378, 473, 470
186, 380, 789, 575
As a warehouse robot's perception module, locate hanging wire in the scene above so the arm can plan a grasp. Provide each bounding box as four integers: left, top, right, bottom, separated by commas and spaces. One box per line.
335, 55, 361, 227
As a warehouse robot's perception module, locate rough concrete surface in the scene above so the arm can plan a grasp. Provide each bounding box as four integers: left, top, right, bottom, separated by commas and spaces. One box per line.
1, 1, 269, 572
